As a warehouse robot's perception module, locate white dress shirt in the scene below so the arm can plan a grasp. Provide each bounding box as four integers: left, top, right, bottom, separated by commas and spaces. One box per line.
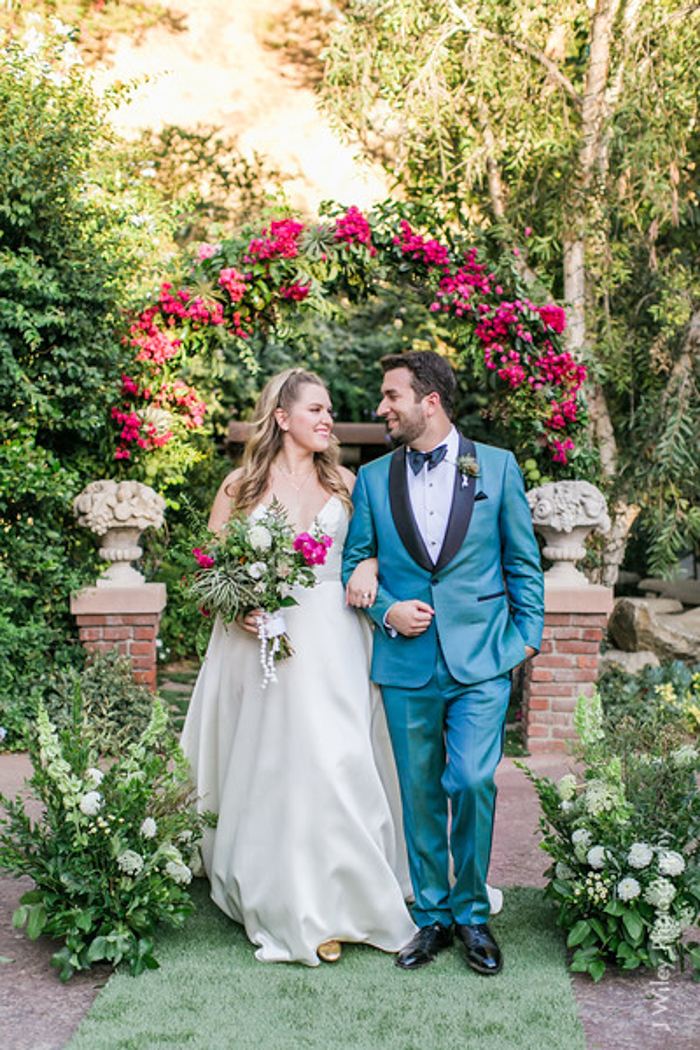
407, 426, 459, 563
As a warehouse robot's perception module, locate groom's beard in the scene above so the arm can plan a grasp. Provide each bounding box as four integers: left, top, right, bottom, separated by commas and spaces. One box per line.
384, 410, 428, 447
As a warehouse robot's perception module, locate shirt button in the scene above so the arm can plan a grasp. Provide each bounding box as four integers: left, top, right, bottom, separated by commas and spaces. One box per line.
429, 511, 435, 516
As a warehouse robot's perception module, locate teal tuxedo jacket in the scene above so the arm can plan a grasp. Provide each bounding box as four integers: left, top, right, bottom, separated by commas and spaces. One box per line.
342, 435, 544, 688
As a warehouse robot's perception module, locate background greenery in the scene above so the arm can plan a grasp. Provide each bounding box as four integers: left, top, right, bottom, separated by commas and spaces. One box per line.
322, 0, 700, 579
2, 3, 700, 748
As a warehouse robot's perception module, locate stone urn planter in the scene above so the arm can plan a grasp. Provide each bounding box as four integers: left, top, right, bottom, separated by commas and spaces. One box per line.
527, 480, 611, 586
73, 480, 166, 587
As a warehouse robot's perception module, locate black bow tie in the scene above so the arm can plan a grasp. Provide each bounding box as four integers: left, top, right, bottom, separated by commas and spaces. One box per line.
408, 445, 448, 475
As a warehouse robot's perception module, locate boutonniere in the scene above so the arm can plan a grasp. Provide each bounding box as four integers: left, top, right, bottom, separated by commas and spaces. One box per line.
456, 453, 480, 487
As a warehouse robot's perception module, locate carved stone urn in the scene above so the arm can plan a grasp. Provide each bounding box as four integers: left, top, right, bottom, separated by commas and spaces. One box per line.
527, 480, 611, 586
73, 480, 166, 587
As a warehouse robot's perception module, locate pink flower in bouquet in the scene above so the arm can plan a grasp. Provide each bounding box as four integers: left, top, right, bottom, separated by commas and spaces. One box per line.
294, 532, 333, 566
193, 548, 215, 569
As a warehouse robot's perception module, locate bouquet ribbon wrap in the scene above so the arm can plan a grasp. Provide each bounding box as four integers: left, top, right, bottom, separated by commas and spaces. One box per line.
258, 610, 288, 689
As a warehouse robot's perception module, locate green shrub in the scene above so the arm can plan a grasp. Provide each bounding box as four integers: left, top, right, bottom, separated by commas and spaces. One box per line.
43, 649, 156, 755
522, 693, 700, 981
0, 18, 174, 743
596, 660, 700, 737
0, 697, 206, 980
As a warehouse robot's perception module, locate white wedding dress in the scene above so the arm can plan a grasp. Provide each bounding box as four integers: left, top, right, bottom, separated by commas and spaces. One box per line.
181, 495, 417, 965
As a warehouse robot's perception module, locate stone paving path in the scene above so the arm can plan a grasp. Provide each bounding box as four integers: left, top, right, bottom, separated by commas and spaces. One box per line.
2, 743, 699, 1050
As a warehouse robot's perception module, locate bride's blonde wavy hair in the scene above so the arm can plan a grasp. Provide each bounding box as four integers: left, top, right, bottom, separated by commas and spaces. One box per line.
226, 368, 353, 516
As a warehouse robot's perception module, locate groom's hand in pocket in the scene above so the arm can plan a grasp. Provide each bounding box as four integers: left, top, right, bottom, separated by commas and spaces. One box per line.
386, 600, 435, 637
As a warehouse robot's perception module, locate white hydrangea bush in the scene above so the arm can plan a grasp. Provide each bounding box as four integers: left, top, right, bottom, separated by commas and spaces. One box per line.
0, 699, 210, 981
519, 692, 700, 981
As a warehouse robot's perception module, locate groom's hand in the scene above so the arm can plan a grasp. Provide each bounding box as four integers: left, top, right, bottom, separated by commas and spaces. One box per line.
386, 600, 435, 637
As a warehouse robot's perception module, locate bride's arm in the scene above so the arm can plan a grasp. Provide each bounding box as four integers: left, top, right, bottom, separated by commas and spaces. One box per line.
346, 558, 379, 608
208, 468, 243, 533
338, 466, 378, 608
208, 468, 262, 633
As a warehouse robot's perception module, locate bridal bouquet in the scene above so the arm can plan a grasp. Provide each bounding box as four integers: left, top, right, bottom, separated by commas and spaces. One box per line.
188, 500, 332, 686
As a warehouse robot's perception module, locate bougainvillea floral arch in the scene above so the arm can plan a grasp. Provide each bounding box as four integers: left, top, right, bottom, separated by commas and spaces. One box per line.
112, 204, 587, 483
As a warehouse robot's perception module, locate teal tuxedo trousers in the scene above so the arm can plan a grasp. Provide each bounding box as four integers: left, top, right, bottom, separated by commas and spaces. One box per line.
382, 653, 511, 926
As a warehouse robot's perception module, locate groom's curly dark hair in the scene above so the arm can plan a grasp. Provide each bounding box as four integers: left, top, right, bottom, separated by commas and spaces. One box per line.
380, 350, 456, 418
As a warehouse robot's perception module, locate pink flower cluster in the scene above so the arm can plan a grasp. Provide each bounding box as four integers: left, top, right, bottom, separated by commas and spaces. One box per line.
393, 220, 451, 271
474, 299, 586, 462
334, 206, 377, 256
192, 548, 215, 568
551, 437, 575, 464
155, 379, 207, 429
219, 267, 248, 303
111, 407, 173, 460
538, 303, 567, 334
245, 219, 305, 262
112, 373, 205, 460
128, 282, 225, 363
157, 282, 224, 328
430, 251, 495, 316
280, 282, 311, 301
197, 243, 220, 261
293, 532, 333, 566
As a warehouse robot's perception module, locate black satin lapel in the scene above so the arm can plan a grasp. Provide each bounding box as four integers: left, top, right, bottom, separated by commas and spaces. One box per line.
388, 447, 434, 572
434, 435, 477, 572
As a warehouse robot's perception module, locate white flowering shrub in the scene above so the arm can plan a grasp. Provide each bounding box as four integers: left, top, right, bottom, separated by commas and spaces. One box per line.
0, 699, 211, 980
519, 692, 700, 981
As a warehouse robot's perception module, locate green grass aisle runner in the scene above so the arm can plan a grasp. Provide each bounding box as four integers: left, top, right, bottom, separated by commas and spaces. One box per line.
67, 884, 585, 1050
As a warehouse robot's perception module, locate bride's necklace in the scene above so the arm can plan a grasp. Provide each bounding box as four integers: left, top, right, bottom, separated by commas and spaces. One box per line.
274, 461, 315, 494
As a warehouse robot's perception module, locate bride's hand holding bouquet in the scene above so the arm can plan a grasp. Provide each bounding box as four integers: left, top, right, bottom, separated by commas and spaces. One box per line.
187, 499, 331, 686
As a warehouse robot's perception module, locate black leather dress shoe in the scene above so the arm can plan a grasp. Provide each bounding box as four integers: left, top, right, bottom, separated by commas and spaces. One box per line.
395, 923, 453, 969
455, 923, 503, 975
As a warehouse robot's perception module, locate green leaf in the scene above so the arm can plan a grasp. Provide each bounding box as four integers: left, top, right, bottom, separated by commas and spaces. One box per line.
26, 903, 48, 940
567, 919, 592, 948
75, 909, 95, 933
589, 917, 606, 942
50, 946, 75, 983
622, 911, 644, 946
0, 955, 14, 964
12, 905, 28, 930
589, 958, 606, 982
86, 936, 109, 964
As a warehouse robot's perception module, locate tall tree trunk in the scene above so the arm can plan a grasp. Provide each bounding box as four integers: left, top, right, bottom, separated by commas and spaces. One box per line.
567, 0, 642, 583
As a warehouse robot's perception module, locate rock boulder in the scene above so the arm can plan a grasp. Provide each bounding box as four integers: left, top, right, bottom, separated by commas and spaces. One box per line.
608, 598, 700, 662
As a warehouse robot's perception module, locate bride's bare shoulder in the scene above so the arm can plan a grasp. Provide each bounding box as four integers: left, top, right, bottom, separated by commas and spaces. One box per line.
208, 468, 245, 531
338, 465, 357, 494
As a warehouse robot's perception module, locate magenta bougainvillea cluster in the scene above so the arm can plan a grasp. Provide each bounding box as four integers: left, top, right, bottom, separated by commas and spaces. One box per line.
113, 283, 211, 460
389, 221, 587, 464
114, 206, 586, 470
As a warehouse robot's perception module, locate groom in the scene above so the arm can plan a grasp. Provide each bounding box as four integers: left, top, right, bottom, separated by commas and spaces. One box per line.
342, 351, 544, 975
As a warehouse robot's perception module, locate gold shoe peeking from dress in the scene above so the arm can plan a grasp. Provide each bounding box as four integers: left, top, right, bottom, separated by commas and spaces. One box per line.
317, 939, 342, 963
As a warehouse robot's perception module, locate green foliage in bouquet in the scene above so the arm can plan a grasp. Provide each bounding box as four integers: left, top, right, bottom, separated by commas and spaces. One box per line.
43, 648, 157, 755
187, 500, 332, 685
0, 697, 207, 981
520, 693, 700, 982
187, 499, 330, 626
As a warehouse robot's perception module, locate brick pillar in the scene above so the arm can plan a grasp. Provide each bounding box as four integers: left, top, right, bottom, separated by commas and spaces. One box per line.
522, 584, 613, 753
70, 583, 167, 690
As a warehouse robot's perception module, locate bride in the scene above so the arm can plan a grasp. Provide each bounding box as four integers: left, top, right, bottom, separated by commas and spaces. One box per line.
181, 367, 417, 965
